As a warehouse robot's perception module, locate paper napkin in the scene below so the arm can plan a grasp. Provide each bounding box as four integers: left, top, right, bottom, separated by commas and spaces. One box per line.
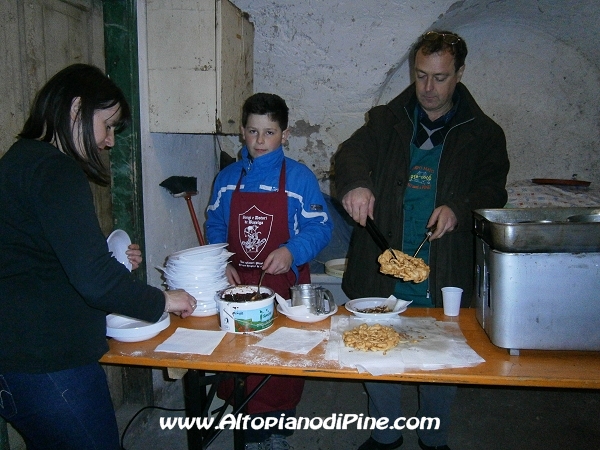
155, 328, 226, 355
254, 327, 327, 354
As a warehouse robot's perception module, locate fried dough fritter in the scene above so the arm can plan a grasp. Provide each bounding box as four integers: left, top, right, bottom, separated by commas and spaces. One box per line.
378, 249, 430, 283
343, 323, 408, 354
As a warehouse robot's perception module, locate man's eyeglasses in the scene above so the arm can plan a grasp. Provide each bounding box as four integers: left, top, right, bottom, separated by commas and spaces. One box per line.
422, 31, 462, 45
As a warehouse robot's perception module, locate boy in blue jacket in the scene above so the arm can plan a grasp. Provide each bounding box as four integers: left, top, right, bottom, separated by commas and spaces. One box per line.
206, 93, 332, 449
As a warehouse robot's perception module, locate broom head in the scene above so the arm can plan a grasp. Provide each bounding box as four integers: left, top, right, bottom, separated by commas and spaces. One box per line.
159, 176, 198, 198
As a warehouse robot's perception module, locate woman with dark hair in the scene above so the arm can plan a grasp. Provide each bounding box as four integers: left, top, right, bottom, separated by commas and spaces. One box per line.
0, 64, 197, 449
19, 63, 132, 185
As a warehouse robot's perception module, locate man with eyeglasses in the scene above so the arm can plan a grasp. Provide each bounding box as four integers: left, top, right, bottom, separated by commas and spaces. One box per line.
334, 31, 510, 450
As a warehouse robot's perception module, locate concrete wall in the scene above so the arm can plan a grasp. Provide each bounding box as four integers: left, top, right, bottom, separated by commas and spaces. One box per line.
138, 0, 600, 281
136, 0, 600, 343
224, 0, 600, 194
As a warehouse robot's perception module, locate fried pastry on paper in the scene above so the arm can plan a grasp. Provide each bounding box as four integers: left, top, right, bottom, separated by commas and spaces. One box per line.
378, 249, 430, 283
343, 323, 407, 354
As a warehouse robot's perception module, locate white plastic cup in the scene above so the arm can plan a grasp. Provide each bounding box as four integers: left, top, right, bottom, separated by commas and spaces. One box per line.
441, 287, 463, 316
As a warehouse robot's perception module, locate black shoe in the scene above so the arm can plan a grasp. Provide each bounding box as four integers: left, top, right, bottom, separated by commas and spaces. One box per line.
417, 438, 451, 450
357, 436, 403, 450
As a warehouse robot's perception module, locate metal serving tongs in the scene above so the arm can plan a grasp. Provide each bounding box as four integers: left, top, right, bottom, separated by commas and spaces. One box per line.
365, 217, 398, 259
366, 217, 433, 259
412, 228, 434, 258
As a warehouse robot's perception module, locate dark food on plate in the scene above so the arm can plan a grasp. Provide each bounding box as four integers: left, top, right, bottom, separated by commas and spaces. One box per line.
356, 305, 392, 314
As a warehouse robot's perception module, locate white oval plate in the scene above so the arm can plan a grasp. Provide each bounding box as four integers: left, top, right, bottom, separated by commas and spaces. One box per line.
276, 303, 338, 323
106, 312, 170, 342
325, 258, 347, 278
345, 298, 411, 318
107, 229, 132, 271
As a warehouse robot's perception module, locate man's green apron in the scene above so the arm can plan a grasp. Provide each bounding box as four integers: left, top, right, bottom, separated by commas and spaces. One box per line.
393, 108, 444, 306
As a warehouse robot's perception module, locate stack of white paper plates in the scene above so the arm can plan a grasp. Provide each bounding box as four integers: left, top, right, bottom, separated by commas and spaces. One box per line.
159, 244, 232, 317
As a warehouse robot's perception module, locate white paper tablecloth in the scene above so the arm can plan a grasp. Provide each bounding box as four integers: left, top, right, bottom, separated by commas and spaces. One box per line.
254, 327, 328, 354
326, 316, 484, 376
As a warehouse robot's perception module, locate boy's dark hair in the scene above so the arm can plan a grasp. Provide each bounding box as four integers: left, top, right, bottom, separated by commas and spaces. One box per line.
412, 30, 468, 72
241, 93, 289, 130
19, 63, 131, 186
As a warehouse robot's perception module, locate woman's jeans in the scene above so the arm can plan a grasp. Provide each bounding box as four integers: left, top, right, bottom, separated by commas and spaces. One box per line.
0, 362, 119, 450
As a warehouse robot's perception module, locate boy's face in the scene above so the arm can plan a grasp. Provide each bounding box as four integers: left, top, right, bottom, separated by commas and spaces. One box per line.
241, 113, 289, 159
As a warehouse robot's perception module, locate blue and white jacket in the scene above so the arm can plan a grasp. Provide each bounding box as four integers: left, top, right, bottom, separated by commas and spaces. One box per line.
206, 146, 333, 267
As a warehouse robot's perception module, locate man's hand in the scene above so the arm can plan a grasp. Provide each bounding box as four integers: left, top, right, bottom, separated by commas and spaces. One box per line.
427, 205, 458, 239
341, 187, 375, 226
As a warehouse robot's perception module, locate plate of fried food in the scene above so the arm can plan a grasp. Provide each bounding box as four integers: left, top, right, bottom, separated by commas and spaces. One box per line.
345, 297, 412, 319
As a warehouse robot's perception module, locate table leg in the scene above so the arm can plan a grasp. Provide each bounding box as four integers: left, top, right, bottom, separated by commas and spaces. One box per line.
230, 375, 272, 450
233, 375, 245, 450
182, 371, 272, 450
183, 370, 207, 449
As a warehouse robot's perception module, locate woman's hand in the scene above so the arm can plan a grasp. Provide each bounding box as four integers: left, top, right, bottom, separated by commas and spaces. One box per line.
126, 244, 143, 271
163, 289, 197, 318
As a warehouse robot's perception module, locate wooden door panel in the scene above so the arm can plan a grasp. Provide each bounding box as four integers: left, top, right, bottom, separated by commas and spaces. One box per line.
3, 0, 112, 234
21, 1, 101, 109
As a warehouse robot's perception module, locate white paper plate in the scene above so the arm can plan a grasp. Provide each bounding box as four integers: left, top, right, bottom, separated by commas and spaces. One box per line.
167, 280, 229, 294
276, 303, 338, 323
169, 243, 228, 258
191, 306, 217, 317
106, 312, 170, 342
325, 258, 347, 278
166, 258, 233, 270
162, 268, 228, 282
163, 262, 228, 273
345, 298, 411, 318
107, 229, 132, 271
163, 274, 227, 287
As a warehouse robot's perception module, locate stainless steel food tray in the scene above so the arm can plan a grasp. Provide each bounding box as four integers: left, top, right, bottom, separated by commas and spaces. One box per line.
475, 239, 600, 352
473, 207, 600, 253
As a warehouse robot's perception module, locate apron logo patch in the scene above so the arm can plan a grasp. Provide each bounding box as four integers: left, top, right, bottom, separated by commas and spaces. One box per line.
310, 204, 323, 211
238, 206, 273, 261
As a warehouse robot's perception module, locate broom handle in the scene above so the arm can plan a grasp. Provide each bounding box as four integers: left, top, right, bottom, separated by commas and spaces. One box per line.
184, 195, 205, 246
